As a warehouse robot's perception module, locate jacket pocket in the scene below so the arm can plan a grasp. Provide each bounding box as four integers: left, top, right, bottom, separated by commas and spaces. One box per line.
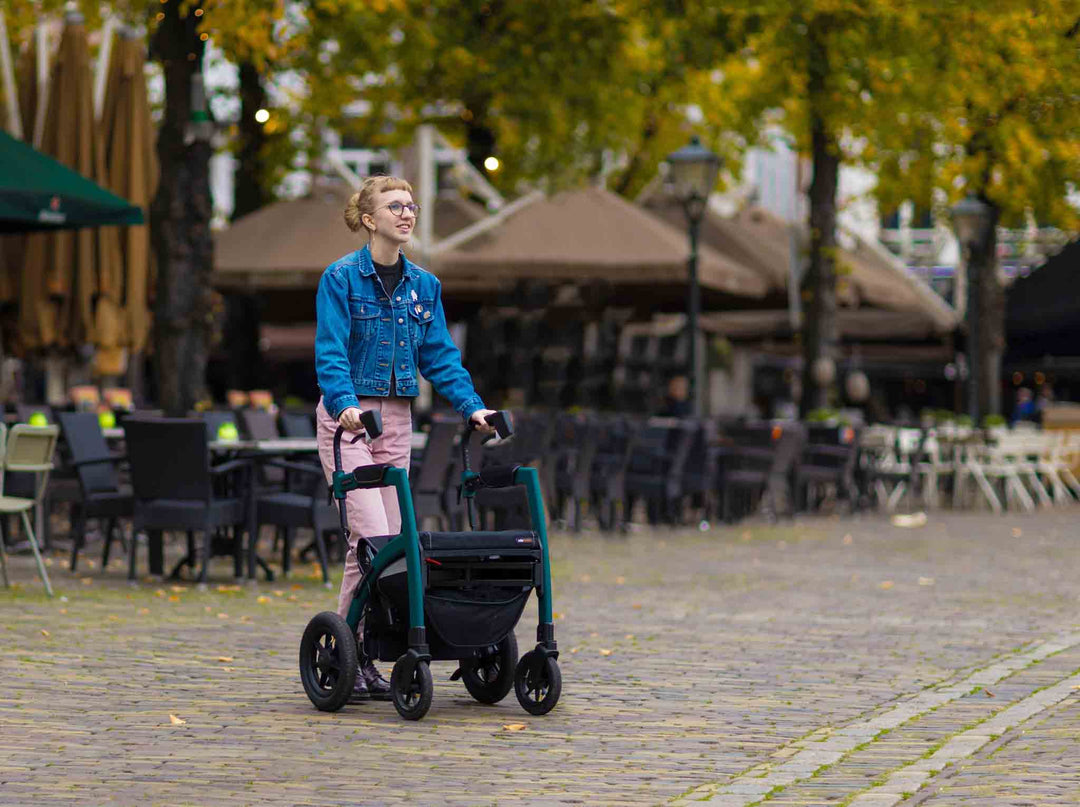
349, 304, 380, 376
407, 299, 435, 346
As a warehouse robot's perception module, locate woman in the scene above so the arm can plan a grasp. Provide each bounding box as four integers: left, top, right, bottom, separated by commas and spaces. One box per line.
314, 175, 496, 700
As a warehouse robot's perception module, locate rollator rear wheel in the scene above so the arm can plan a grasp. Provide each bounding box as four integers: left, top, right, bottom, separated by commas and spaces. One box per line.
391, 656, 433, 720
461, 633, 518, 704
514, 651, 561, 716
299, 611, 358, 712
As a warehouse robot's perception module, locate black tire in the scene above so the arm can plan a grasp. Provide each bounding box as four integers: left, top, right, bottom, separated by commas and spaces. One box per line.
299, 611, 358, 712
461, 633, 518, 704
514, 651, 562, 716
390, 656, 433, 720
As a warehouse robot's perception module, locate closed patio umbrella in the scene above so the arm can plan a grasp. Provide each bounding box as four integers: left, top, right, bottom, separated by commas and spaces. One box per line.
97, 28, 157, 371
18, 10, 128, 352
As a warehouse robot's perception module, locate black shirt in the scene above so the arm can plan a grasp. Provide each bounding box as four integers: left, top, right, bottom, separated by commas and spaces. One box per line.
373, 255, 404, 397
373, 255, 403, 298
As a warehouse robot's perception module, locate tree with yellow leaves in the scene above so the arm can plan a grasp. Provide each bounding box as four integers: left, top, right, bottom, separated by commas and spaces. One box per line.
865, 4, 1079, 417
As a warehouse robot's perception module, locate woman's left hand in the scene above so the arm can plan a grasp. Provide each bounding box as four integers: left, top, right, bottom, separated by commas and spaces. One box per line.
469, 408, 499, 433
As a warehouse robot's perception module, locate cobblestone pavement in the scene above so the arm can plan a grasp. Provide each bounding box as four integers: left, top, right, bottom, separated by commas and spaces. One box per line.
2, 509, 1079, 805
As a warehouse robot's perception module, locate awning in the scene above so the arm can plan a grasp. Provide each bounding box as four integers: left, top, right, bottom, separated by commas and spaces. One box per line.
0, 129, 143, 232
430, 186, 768, 299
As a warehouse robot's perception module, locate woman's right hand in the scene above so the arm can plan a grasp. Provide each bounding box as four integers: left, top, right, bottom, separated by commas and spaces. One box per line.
338, 407, 365, 433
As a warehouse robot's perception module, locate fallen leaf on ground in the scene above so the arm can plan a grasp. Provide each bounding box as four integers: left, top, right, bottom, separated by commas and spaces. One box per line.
169, 714, 186, 726
217, 656, 234, 663
40, 629, 50, 638
138, 608, 150, 615
154, 589, 166, 598
1011, 528, 1023, 538
599, 649, 612, 656
918, 577, 935, 586
842, 534, 853, 545
256, 596, 270, 604
273, 590, 285, 597
502, 724, 526, 731
291, 583, 303, 590
221, 666, 236, 672
631, 603, 642, 610
552, 612, 564, 620
879, 581, 895, 590
891, 512, 928, 528
615, 576, 625, 585
287, 595, 298, 602
984, 689, 995, 698
170, 585, 185, 593
217, 613, 229, 619
168, 595, 180, 602
579, 575, 591, 583
569, 647, 580, 654
625, 634, 635, 640
59, 608, 67, 615
81, 577, 93, 585
741, 531, 752, 541
203, 606, 212, 613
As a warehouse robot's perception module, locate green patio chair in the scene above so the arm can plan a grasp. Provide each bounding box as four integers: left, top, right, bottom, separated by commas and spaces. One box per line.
0, 424, 60, 596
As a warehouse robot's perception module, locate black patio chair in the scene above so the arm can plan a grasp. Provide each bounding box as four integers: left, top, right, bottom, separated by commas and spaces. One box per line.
57, 412, 133, 573
791, 425, 860, 513
550, 412, 597, 531
279, 410, 316, 438
249, 457, 337, 583
410, 414, 460, 530
622, 417, 698, 526
588, 414, 636, 531
716, 423, 805, 523
123, 417, 252, 583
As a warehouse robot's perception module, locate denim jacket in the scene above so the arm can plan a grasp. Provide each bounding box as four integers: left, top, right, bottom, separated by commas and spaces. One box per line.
315, 245, 485, 421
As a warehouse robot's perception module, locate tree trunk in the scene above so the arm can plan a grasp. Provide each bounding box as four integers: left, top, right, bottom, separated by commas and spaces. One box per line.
149, 2, 214, 416
800, 104, 840, 415
233, 61, 270, 221
974, 201, 1003, 418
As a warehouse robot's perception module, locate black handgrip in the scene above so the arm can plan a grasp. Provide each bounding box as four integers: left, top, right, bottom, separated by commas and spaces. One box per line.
486, 410, 513, 440
352, 462, 394, 488
360, 409, 383, 439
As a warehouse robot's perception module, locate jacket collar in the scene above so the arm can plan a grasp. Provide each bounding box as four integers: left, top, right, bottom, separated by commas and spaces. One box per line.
356, 244, 417, 279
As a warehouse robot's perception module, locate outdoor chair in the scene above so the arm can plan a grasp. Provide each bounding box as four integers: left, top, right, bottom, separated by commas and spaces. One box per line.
249, 457, 337, 584
716, 424, 796, 523
588, 415, 635, 530
279, 411, 316, 438
123, 417, 252, 583
9, 403, 76, 550
791, 425, 860, 513
0, 424, 60, 597
622, 417, 698, 525
473, 411, 553, 530
409, 414, 460, 530
550, 412, 598, 531
57, 412, 132, 573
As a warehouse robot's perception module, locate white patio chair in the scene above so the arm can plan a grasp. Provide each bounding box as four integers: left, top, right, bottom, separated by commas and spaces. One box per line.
0, 424, 60, 596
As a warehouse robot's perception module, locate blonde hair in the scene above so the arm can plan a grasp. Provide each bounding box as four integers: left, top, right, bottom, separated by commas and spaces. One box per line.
344, 175, 415, 237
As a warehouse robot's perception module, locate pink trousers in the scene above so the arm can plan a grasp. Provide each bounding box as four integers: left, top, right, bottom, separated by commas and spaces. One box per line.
315, 396, 413, 627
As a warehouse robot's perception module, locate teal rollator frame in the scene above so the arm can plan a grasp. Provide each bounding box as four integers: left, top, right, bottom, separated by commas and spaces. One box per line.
299, 410, 561, 720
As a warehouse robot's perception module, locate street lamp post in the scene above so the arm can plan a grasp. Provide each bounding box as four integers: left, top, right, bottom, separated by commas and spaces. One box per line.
666, 136, 721, 417
951, 195, 994, 425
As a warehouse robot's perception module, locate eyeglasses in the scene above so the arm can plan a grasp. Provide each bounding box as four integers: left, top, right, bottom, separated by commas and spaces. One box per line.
378, 201, 421, 218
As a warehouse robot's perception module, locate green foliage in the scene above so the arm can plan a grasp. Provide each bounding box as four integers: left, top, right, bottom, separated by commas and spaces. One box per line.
863, 3, 1080, 228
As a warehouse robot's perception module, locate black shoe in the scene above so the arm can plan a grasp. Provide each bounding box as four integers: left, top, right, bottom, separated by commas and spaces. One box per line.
348, 672, 369, 703
360, 658, 392, 700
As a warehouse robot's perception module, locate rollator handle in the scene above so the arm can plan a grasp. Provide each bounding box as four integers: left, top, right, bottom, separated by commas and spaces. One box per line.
359, 409, 383, 439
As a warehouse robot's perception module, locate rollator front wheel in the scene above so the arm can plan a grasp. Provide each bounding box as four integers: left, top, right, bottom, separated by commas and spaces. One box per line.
299, 611, 358, 712
391, 656, 433, 720
514, 651, 561, 716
